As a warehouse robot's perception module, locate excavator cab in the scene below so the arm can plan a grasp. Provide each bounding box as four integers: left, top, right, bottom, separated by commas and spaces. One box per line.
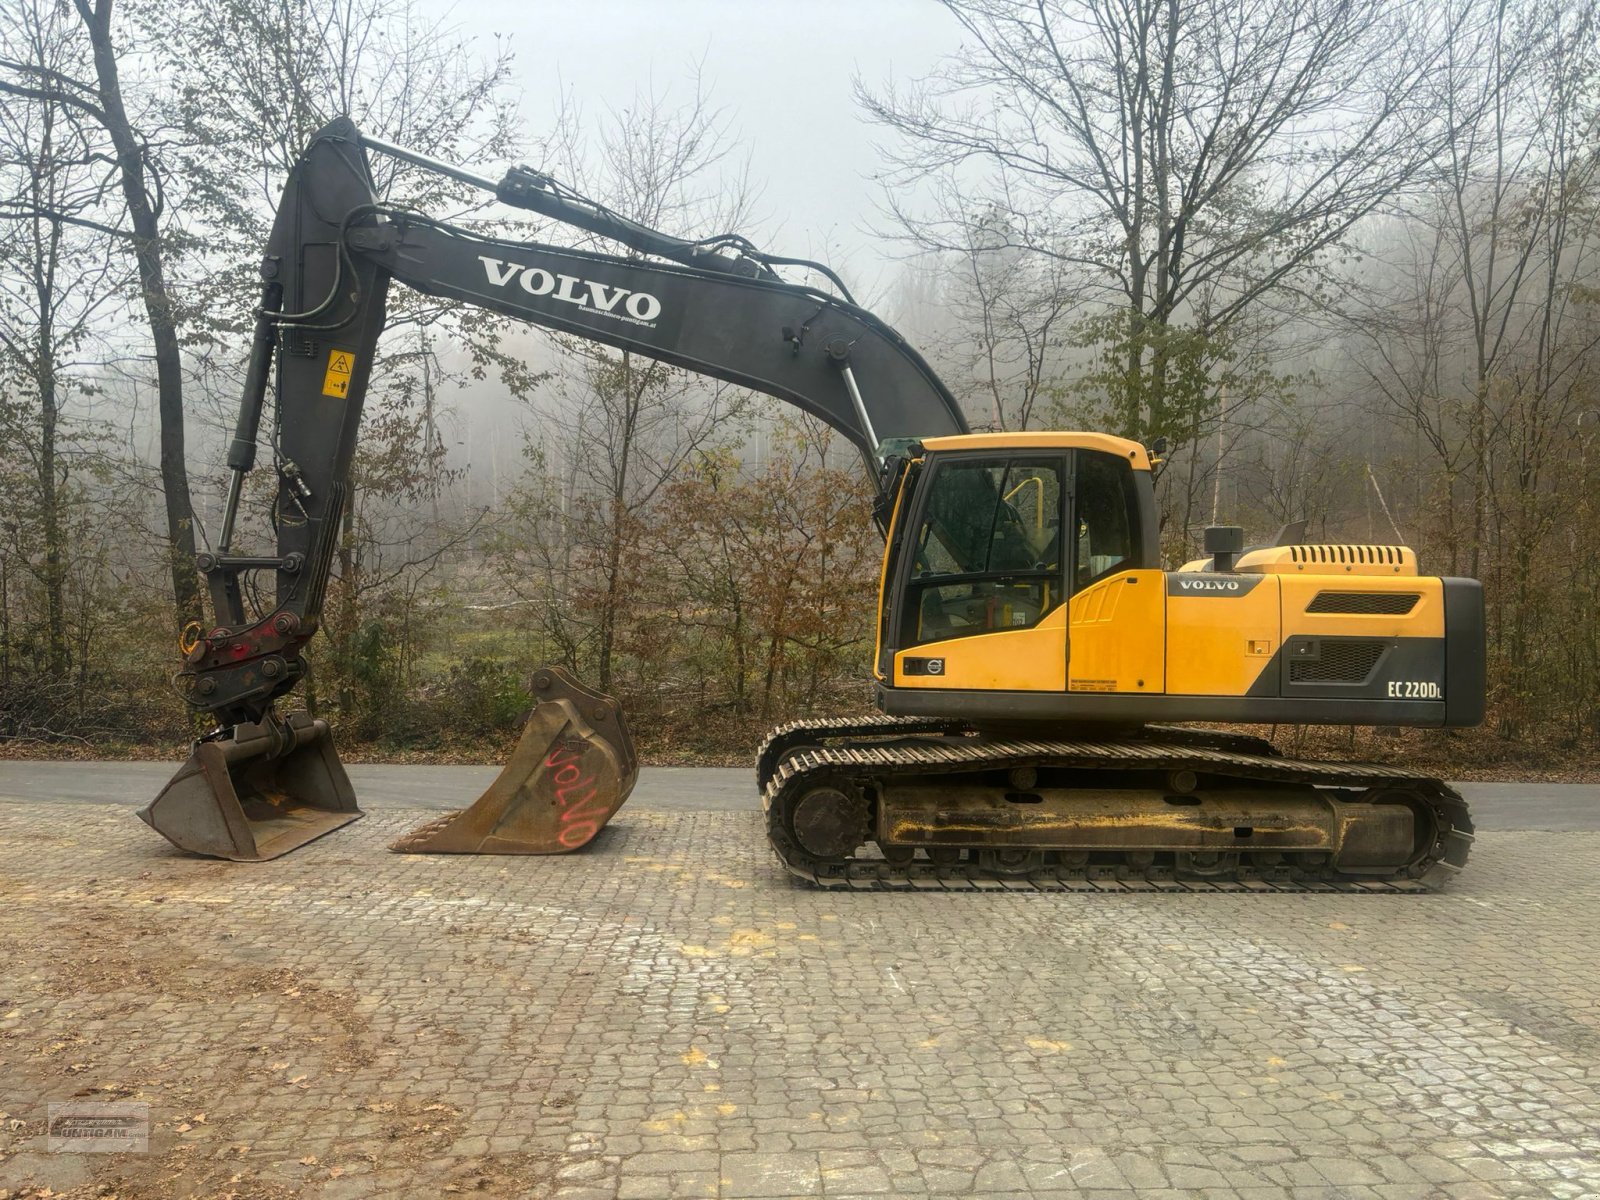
874, 431, 1481, 730
875, 434, 1159, 695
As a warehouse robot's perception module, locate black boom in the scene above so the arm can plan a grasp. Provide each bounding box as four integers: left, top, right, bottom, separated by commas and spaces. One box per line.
184, 118, 967, 729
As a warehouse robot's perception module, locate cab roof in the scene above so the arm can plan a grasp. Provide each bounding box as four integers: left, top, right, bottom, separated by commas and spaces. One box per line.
919, 431, 1151, 472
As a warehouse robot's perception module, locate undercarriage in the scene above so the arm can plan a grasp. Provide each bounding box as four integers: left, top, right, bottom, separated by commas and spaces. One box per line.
759, 717, 1473, 892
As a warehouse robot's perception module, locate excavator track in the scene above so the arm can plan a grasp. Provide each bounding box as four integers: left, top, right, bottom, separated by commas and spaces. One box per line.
757, 714, 973, 793
760, 727, 1472, 892
756, 716, 1285, 792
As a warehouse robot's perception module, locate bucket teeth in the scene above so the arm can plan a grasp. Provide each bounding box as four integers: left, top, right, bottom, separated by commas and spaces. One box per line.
390, 666, 637, 855
137, 712, 362, 861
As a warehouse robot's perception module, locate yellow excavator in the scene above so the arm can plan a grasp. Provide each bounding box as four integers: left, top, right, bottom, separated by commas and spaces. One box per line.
139, 121, 1481, 889
759, 437, 1479, 889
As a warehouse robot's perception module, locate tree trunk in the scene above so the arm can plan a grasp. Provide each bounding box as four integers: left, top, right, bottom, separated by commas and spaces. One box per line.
596, 352, 641, 694
74, 0, 200, 629
37, 340, 68, 679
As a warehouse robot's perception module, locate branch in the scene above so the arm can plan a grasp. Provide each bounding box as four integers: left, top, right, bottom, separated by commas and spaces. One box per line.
0, 204, 130, 241
0, 67, 108, 126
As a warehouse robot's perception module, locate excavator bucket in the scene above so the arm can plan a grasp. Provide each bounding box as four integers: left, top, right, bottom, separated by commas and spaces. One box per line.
390, 666, 637, 854
137, 712, 361, 861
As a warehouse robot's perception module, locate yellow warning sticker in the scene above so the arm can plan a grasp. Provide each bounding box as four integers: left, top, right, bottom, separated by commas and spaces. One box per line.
321, 349, 355, 398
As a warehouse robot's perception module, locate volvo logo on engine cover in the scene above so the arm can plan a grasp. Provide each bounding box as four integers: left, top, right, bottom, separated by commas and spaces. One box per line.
1167, 574, 1262, 596
478, 256, 662, 325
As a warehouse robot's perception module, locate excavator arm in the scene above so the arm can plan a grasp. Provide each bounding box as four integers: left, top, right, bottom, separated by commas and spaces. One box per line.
141, 118, 966, 861
190, 118, 965, 731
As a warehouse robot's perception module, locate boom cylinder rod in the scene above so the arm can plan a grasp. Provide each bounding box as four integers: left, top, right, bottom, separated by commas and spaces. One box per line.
837, 363, 878, 452
217, 471, 245, 555
819, 337, 883, 475
358, 133, 501, 193
219, 282, 282, 553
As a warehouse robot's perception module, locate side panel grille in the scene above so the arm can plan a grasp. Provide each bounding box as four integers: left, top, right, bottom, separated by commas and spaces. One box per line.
1306, 591, 1420, 614
1289, 544, 1404, 564
1289, 640, 1386, 684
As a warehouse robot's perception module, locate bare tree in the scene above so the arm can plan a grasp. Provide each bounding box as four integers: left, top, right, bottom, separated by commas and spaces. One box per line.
0, 0, 200, 626
147, 0, 523, 728
0, 3, 112, 665
861, 0, 1486, 450
899, 194, 1082, 431
0, 0, 145, 738
497, 78, 761, 693
1343, 0, 1600, 737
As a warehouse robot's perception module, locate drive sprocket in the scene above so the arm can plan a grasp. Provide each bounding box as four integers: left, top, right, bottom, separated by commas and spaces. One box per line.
771, 774, 870, 864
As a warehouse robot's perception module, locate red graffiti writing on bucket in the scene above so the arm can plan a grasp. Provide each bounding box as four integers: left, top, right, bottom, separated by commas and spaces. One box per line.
544, 740, 607, 848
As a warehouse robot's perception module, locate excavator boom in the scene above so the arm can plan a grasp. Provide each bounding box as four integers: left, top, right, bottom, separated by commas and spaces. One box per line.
140, 119, 965, 861
181, 119, 965, 735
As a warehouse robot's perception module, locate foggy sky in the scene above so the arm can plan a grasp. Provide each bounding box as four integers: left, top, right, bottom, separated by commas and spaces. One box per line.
427, 0, 963, 301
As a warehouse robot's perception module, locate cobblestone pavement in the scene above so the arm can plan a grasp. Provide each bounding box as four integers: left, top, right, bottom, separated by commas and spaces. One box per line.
1, 802, 1598, 1200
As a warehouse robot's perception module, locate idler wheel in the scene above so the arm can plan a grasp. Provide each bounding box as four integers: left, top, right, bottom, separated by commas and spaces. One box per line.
790, 784, 868, 861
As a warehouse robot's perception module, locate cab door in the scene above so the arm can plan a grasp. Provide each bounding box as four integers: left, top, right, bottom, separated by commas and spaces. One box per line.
884, 452, 1070, 691
1063, 450, 1165, 694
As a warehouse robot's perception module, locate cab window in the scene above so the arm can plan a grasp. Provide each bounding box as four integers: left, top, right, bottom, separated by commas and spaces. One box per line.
1074, 451, 1137, 590
902, 458, 1063, 647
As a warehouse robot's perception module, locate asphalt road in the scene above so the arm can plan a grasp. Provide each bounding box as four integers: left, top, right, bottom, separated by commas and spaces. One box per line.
0, 759, 1593, 830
